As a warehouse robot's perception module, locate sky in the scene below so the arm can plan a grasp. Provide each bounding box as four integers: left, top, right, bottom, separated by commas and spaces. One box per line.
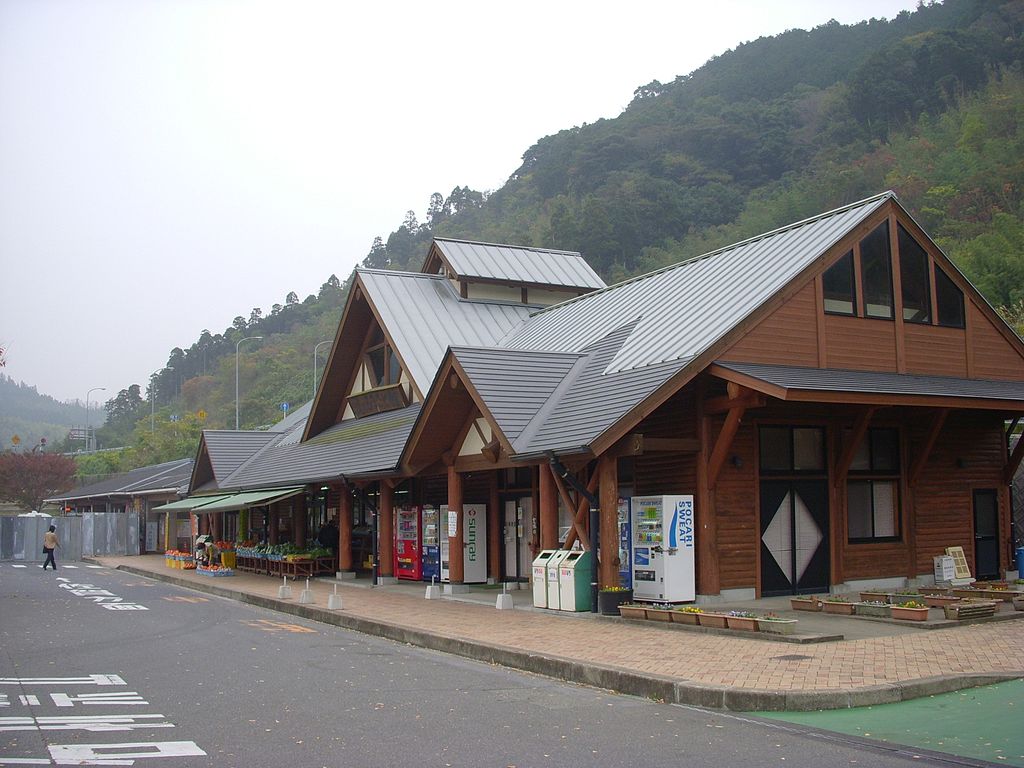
0, 0, 921, 403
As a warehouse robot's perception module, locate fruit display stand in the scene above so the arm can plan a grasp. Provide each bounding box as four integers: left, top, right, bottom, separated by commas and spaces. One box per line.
197, 564, 234, 576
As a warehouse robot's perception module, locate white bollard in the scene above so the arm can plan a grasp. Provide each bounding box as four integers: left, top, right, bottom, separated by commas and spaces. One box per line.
327, 583, 343, 610
425, 576, 441, 600
277, 575, 293, 599
299, 577, 314, 604
495, 582, 513, 610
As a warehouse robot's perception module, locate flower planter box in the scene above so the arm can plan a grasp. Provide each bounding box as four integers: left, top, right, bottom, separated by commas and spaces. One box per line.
697, 613, 728, 629
891, 605, 929, 621
645, 608, 674, 622
670, 610, 701, 625
759, 618, 799, 636
598, 589, 633, 616
618, 604, 647, 620
918, 586, 951, 596
944, 600, 997, 620
790, 597, 822, 612
726, 615, 759, 631
1012, 596, 1024, 612
923, 594, 960, 608
855, 602, 892, 618
822, 600, 855, 615
952, 588, 985, 599
859, 591, 892, 603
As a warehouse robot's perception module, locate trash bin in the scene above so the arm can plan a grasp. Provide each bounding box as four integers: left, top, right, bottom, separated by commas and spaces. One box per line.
1016, 546, 1024, 576
531, 550, 557, 608
558, 550, 594, 612
546, 550, 570, 610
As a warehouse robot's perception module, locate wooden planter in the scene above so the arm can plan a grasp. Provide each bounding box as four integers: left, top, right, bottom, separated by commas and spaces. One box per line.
645, 608, 674, 622
618, 604, 646, 620
944, 600, 997, 620
923, 594, 960, 608
697, 613, 728, 629
790, 597, 821, 612
670, 610, 701, 625
822, 600, 855, 615
1013, 596, 1024, 612
859, 591, 892, 603
598, 589, 633, 616
726, 615, 759, 632
918, 586, 951, 596
855, 602, 892, 618
759, 618, 799, 636
891, 605, 930, 621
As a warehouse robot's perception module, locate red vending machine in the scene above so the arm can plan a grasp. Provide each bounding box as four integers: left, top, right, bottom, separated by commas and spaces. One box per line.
394, 505, 422, 580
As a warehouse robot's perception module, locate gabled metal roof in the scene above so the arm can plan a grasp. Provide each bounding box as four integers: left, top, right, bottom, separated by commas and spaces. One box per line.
52, 458, 194, 502
217, 403, 422, 488
504, 192, 894, 374
450, 346, 581, 442
201, 431, 279, 483
430, 238, 605, 290
358, 269, 537, 393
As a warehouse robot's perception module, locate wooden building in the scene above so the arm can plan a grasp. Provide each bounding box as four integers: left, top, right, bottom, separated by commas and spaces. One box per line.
189, 192, 1024, 599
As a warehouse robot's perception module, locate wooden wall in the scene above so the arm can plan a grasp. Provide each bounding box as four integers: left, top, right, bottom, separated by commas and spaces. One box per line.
721, 283, 819, 366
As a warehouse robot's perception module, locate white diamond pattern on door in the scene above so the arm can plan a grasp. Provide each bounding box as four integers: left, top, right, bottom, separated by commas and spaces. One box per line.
762, 492, 793, 583
761, 491, 824, 587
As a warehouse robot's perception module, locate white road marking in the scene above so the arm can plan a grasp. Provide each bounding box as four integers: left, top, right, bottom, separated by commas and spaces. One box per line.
85, 565, 104, 569
0, 675, 126, 687
11, 565, 26, 568
0, 714, 172, 732
49, 740, 206, 764
18, 696, 40, 706
51, 692, 147, 707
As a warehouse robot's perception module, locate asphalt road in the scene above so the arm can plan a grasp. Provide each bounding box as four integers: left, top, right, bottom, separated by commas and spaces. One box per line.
0, 562, 996, 767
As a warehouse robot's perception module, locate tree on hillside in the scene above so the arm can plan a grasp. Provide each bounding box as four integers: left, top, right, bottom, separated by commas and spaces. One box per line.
96, 385, 144, 448
0, 451, 76, 512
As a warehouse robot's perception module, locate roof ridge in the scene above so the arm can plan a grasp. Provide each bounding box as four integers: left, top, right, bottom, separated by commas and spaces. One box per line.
523, 190, 897, 320
433, 237, 582, 257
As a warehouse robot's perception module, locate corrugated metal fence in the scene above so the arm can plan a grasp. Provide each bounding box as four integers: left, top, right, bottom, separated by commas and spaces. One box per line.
0, 513, 140, 562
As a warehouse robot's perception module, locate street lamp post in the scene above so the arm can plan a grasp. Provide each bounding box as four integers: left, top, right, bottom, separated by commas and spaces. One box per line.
235, 336, 263, 430
313, 340, 332, 401
85, 386, 106, 452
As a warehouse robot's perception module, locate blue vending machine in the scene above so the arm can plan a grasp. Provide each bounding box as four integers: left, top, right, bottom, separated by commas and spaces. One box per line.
617, 497, 632, 588
420, 505, 440, 582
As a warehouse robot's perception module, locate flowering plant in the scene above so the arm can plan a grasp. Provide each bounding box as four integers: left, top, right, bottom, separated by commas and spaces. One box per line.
600, 585, 631, 592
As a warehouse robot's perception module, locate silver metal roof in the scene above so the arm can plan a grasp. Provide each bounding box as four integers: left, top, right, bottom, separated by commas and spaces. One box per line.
504, 192, 893, 374
51, 458, 194, 502
358, 269, 537, 393
201, 431, 279, 483
218, 404, 421, 488
432, 238, 605, 290
716, 361, 1024, 403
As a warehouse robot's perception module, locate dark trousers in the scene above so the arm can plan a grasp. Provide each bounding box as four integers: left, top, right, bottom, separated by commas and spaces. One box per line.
43, 548, 56, 570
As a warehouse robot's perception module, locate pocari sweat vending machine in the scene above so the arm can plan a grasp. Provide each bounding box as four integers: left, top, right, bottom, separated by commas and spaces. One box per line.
631, 495, 695, 602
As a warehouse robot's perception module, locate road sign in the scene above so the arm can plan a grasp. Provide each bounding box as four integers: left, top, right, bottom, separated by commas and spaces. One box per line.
197, 410, 207, 421
11, 434, 20, 446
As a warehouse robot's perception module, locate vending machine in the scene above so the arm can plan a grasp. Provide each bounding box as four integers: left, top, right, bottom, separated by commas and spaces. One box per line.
421, 505, 440, 582
617, 498, 632, 589
394, 506, 421, 580
631, 495, 695, 602
439, 503, 488, 583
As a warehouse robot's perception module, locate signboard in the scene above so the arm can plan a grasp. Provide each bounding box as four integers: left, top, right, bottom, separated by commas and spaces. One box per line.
447, 508, 459, 538
945, 546, 972, 579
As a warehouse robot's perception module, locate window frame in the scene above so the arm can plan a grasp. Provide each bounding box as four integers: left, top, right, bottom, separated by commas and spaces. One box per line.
846, 427, 902, 544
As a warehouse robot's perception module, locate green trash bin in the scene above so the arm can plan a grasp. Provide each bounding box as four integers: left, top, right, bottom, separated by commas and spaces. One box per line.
558, 550, 594, 612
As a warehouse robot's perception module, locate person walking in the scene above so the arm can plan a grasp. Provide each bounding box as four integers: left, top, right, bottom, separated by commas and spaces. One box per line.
42, 525, 60, 570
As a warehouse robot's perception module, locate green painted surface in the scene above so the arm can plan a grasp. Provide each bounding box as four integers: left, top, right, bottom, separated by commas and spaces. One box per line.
757, 680, 1024, 766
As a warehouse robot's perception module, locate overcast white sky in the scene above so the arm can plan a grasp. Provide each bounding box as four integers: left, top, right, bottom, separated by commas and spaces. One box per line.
0, 0, 920, 403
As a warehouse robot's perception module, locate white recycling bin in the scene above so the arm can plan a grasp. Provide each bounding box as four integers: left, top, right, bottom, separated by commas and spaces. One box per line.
545, 550, 570, 610
531, 550, 558, 608
558, 550, 594, 612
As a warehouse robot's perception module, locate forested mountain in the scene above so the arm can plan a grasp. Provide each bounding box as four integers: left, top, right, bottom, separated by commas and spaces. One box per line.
0, 375, 92, 451
36, 0, 1024, 478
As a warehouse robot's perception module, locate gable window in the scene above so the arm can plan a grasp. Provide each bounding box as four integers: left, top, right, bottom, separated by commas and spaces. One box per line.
365, 342, 400, 387
847, 428, 900, 542
823, 250, 856, 315
860, 221, 893, 319
935, 264, 965, 328
898, 224, 931, 323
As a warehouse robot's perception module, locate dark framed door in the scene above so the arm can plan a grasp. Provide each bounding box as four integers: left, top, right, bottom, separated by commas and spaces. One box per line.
972, 489, 999, 580
760, 480, 829, 596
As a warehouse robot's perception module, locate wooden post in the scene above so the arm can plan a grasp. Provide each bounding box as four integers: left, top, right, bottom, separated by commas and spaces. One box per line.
294, 496, 306, 548
598, 454, 619, 589
268, 505, 278, 545
337, 485, 353, 572
539, 463, 558, 549
489, 471, 501, 583
696, 396, 720, 596
379, 482, 394, 578
448, 465, 464, 583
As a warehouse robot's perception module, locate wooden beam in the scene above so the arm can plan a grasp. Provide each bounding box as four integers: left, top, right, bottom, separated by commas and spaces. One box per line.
1004, 432, 1024, 486
706, 404, 746, 490
834, 407, 876, 487
447, 465, 464, 584
598, 454, 619, 589
907, 409, 948, 487
480, 438, 501, 463
539, 464, 558, 549
704, 390, 765, 415
695, 384, 719, 596
488, 472, 501, 583
549, 466, 588, 548
607, 434, 701, 457
378, 482, 394, 578
562, 466, 601, 551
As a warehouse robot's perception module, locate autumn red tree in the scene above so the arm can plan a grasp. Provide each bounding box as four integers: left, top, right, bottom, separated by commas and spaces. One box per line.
0, 452, 76, 512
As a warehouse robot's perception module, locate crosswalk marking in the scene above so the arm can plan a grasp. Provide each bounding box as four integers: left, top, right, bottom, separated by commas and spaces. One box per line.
12, 564, 26, 568
241, 619, 317, 634
85, 565, 104, 569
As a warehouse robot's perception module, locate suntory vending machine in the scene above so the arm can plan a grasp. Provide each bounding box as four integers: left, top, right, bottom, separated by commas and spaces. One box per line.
439, 503, 488, 584
394, 506, 421, 580
630, 495, 695, 602
421, 505, 440, 582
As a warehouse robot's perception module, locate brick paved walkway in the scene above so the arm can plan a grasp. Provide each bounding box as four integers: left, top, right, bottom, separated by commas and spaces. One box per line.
96, 555, 1024, 710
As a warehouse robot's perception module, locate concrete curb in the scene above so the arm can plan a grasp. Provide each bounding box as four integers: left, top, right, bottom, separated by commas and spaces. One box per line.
108, 562, 1024, 712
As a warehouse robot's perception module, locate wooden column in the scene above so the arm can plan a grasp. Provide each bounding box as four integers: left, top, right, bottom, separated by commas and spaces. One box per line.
598, 454, 619, 589
488, 472, 501, 582
379, 482, 394, 578
337, 485, 353, 572
294, 496, 306, 547
447, 464, 464, 583
268, 505, 278, 545
696, 392, 720, 596
539, 463, 559, 549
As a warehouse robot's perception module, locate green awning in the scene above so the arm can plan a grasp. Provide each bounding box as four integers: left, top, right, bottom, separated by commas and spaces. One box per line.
190, 487, 304, 514
152, 494, 232, 512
